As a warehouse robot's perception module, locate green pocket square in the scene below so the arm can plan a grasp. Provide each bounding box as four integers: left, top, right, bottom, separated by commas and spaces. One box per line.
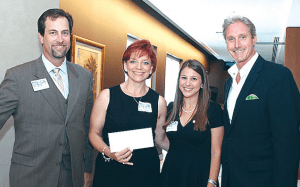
246, 94, 259, 100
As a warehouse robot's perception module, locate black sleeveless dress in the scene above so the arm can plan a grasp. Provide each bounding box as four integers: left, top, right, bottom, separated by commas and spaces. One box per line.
93, 85, 160, 187
160, 102, 223, 187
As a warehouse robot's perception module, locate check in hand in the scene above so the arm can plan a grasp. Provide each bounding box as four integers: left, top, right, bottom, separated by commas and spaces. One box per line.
110, 147, 133, 165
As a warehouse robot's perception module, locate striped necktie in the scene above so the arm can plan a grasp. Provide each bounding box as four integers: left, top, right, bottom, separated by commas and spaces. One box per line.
53, 68, 64, 96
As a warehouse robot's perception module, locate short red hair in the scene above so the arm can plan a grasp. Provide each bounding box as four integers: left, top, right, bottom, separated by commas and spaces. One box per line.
122, 39, 157, 76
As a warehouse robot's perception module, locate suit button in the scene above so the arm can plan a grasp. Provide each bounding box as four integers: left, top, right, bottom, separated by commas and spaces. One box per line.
229, 138, 233, 141
59, 142, 63, 146
56, 162, 61, 167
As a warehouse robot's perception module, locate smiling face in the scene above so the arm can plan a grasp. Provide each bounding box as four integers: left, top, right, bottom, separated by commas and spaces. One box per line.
38, 17, 70, 66
179, 67, 203, 99
124, 51, 153, 83
225, 21, 257, 69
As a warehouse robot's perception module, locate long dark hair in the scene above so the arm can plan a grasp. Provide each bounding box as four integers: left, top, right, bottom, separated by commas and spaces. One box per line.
165, 59, 210, 131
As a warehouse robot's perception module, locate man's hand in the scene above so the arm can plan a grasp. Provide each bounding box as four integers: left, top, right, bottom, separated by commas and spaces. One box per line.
84, 172, 93, 187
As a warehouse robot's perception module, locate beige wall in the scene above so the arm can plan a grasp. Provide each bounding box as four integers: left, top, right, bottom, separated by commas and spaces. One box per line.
60, 0, 210, 96
0, 1, 60, 82
285, 27, 300, 91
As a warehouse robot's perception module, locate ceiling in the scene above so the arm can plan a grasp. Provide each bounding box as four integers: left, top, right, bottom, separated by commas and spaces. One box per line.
143, 0, 300, 65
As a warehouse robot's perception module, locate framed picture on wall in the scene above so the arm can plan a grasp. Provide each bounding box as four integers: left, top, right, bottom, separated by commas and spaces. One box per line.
71, 35, 105, 100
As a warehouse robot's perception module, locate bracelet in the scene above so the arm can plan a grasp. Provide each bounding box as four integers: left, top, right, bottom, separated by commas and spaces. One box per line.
102, 146, 113, 162
208, 179, 217, 187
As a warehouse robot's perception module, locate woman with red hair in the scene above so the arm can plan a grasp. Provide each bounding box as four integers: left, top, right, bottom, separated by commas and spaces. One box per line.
89, 39, 167, 187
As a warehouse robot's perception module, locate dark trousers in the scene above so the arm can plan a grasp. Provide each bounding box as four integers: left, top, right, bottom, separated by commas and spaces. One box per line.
57, 157, 73, 187
226, 173, 231, 187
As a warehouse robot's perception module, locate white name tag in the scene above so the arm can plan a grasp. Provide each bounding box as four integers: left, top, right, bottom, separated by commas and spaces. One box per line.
31, 78, 49, 91
138, 101, 152, 113
166, 121, 178, 132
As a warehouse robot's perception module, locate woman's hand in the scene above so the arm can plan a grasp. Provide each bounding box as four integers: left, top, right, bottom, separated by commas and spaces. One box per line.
110, 147, 133, 165
207, 182, 216, 187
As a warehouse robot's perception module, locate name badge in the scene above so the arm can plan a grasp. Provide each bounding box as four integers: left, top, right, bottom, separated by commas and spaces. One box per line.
166, 121, 178, 132
138, 101, 152, 113
31, 78, 49, 91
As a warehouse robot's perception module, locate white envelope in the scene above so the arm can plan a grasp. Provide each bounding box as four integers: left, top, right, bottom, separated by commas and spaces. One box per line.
108, 127, 154, 153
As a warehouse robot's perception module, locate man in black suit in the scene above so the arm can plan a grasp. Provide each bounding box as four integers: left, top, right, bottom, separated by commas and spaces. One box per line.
221, 16, 300, 187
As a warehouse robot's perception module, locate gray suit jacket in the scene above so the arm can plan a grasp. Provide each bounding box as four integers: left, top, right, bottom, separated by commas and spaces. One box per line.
0, 56, 94, 187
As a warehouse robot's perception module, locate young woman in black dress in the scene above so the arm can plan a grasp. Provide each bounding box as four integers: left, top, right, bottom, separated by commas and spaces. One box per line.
159, 59, 224, 187
89, 39, 167, 187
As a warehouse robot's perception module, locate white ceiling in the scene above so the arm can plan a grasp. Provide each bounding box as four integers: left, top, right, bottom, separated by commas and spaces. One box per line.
146, 0, 300, 64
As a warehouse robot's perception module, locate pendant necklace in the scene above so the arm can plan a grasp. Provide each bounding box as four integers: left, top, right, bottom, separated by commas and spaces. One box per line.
133, 96, 142, 104
125, 83, 144, 104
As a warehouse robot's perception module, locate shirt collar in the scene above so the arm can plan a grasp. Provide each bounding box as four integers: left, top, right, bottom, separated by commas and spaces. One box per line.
228, 52, 258, 79
42, 54, 67, 74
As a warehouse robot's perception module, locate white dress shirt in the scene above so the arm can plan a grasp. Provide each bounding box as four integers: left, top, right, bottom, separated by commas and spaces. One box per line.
42, 54, 69, 98
227, 53, 258, 122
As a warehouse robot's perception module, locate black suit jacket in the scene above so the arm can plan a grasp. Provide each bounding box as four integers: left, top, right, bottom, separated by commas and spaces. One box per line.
221, 55, 300, 187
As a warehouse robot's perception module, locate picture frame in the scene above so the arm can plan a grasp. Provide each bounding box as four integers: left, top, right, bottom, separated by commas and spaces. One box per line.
71, 35, 105, 100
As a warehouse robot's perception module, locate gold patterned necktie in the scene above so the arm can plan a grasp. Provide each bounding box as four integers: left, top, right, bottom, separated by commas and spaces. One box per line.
53, 68, 64, 96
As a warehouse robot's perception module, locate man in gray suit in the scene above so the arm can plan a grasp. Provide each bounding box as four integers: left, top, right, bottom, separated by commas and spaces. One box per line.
0, 9, 94, 187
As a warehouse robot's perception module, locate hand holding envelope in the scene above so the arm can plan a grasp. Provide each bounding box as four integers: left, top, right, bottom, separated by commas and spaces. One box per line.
108, 128, 154, 165
109, 147, 133, 165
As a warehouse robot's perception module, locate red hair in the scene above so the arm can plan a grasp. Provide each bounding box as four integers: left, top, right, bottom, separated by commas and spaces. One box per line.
122, 39, 157, 75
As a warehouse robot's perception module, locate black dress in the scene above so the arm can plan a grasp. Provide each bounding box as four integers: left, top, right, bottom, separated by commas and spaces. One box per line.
160, 102, 223, 187
93, 85, 160, 187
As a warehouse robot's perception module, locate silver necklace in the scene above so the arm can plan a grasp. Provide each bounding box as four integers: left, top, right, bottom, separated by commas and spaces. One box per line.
132, 96, 142, 104
182, 106, 197, 113
125, 83, 144, 104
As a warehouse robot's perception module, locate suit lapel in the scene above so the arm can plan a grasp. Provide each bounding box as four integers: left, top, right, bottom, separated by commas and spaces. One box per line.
65, 62, 80, 124
224, 78, 232, 131
224, 78, 232, 106
230, 56, 264, 127
33, 56, 65, 121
